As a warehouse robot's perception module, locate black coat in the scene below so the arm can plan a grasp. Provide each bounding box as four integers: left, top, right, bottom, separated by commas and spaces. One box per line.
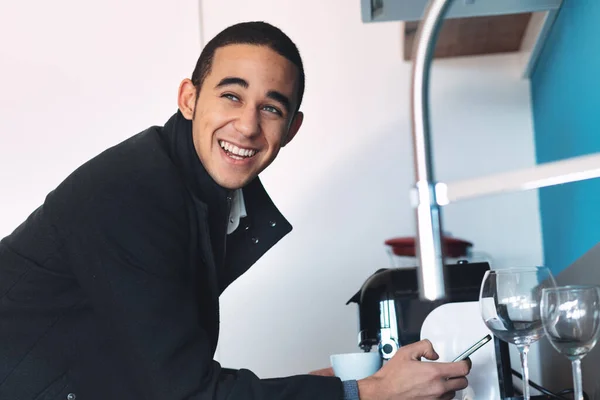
0, 112, 343, 400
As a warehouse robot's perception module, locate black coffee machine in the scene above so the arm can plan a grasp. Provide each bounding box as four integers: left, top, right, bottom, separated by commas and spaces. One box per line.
347, 261, 519, 398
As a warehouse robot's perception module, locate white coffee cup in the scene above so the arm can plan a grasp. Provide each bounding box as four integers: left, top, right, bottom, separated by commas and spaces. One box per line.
330, 352, 382, 381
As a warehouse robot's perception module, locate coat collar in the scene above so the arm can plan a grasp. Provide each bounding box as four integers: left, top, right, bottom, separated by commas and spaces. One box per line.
161, 110, 232, 212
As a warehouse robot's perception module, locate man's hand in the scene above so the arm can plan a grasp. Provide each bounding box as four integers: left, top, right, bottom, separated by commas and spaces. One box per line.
357, 339, 471, 400
308, 367, 335, 377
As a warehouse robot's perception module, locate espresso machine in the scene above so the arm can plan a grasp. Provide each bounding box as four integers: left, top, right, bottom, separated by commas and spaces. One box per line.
346, 260, 521, 399
347, 260, 489, 358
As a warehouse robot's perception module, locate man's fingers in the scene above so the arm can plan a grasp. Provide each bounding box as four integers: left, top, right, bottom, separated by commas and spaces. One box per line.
436, 360, 471, 379
463, 357, 472, 371
439, 391, 456, 400
444, 377, 469, 392
410, 339, 439, 361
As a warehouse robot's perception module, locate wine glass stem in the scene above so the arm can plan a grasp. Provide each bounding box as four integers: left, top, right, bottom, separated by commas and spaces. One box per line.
572, 359, 583, 400
518, 345, 531, 400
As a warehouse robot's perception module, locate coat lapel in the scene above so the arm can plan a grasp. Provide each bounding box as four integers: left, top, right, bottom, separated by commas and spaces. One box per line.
221, 178, 293, 291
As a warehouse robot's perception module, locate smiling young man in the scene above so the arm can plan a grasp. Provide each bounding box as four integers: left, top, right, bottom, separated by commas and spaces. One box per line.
0, 21, 471, 400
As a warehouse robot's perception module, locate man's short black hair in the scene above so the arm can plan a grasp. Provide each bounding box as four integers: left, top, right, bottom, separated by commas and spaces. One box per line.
191, 21, 305, 114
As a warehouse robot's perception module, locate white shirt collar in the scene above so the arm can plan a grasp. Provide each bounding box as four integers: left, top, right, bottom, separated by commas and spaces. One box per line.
227, 188, 247, 235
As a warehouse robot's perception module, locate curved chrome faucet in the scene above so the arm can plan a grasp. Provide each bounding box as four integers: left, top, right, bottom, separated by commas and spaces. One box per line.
410, 0, 455, 301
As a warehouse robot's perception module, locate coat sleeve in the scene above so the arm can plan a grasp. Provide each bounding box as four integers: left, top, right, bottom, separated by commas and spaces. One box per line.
50, 164, 344, 400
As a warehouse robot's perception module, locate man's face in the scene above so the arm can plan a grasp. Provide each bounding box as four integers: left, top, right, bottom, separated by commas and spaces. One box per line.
180, 44, 303, 190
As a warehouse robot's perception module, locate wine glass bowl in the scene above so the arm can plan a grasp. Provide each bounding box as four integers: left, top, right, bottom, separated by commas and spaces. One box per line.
541, 285, 600, 400
479, 267, 557, 400
480, 267, 556, 345
541, 285, 600, 360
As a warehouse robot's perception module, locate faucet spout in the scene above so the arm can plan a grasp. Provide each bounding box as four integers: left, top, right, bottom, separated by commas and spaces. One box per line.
410, 0, 455, 301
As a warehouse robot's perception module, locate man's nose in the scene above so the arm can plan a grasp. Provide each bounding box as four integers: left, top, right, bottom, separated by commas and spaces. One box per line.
233, 106, 260, 138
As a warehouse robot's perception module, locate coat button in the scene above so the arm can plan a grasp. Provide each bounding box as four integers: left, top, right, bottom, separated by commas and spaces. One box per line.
269, 220, 277, 227
251, 237, 259, 244
67, 394, 76, 400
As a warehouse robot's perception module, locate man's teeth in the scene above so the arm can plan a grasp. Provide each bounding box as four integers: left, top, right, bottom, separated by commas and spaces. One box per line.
219, 141, 257, 158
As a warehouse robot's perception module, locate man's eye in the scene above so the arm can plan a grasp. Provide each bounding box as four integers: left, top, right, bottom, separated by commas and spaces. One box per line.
263, 105, 282, 115
223, 94, 240, 102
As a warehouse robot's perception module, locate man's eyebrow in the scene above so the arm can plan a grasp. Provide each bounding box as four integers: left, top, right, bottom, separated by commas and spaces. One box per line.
215, 77, 248, 89
267, 90, 291, 113
216, 76, 292, 113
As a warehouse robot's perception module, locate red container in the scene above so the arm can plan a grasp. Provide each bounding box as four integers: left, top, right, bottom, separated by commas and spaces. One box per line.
384, 236, 473, 259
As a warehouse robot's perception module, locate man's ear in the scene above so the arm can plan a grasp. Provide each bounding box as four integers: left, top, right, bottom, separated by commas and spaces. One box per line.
282, 111, 304, 147
177, 78, 197, 120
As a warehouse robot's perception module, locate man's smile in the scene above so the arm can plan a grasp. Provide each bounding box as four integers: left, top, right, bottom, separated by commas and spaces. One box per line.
218, 140, 258, 161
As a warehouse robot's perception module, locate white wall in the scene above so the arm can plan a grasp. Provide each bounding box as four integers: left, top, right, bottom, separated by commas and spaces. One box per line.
201, 0, 544, 381
0, 0, 201, 237
0, 0, 544, 390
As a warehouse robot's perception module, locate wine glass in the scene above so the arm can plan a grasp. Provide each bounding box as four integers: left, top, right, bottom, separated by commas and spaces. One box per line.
479, 267, 557, 400
541, 285, 600, 400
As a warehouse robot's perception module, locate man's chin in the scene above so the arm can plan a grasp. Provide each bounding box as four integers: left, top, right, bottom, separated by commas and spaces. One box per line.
214, 175, 252, 191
